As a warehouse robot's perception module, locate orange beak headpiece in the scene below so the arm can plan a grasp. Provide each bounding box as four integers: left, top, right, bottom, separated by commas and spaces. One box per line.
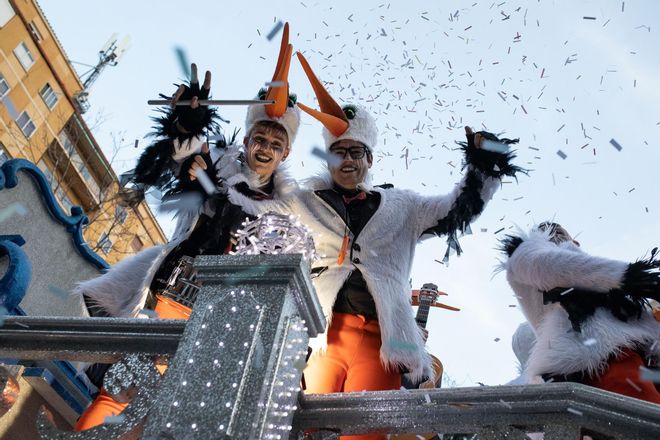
296, 52, 378, 151
245, 22, 300, 147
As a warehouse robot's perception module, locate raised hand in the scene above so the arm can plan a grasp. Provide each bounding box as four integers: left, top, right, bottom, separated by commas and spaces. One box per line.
171, 63, 213, 134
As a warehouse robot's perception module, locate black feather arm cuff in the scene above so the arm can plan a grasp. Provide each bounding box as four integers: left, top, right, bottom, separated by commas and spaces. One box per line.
500, 234, 524, 258
459, 131, 526, 179
151, 79, 221, 145
621, 256, 660, 302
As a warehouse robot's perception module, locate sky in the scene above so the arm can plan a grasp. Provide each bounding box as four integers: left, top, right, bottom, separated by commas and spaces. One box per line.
39, 0, 660, 386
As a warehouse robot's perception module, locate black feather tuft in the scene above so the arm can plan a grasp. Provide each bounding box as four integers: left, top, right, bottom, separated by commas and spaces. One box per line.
132, 138, 178, 189
500, 235, 524, 257
544, 286, 650, 332
458, 130, 527, 179
621, 254, 660, 302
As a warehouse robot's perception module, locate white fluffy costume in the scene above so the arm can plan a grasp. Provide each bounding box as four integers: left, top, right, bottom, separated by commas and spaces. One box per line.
233, 52, 524, 382
501, 227, 660, 384
76, 23, 300, 321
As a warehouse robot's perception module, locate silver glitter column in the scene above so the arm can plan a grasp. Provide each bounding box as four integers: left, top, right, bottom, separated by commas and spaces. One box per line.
142, 254, 325, 440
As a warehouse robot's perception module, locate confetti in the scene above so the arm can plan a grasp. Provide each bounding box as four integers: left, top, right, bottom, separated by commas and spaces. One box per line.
566, 407, 583, 416
556, 150, 567, 159
1, 96, 18, 119
134, 139, 139, 148
0, 202, 28, 223
499, 399, 512, 409
104, 415, 126, 424
609, 139, 623, 151
265, 20, 284, 41
639, 367, 660, 383
625, 378, 642, 392
582, 338, 597, 346
264, 81, 285, 88
559, 288, 574, 296
481, 139, 510, 154
311, 146, 342, 168
194, 167, 217, 195
173, 46, 191, 80
386, 339, 419, 352
582, 16, 597, 20
47, 285, 70, 299
139, 309, 159, 319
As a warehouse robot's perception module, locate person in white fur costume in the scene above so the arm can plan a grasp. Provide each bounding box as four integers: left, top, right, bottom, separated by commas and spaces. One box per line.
501, 221, 660, 404
234, 52, 524, 426
73, 25, 302, 431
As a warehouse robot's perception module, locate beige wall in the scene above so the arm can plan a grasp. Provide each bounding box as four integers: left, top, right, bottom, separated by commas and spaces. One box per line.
0, 0, 166, 263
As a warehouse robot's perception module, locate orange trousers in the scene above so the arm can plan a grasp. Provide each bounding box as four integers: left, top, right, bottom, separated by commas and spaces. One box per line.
75, 296, 190, 431
586, 348, 660, 404
304, 313, 401, 440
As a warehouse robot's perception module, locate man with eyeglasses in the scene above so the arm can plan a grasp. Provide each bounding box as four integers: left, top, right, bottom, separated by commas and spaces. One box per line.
235, 54, 524, 439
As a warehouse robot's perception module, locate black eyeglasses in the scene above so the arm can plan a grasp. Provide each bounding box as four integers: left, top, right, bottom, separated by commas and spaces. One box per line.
329, 146, 370, 160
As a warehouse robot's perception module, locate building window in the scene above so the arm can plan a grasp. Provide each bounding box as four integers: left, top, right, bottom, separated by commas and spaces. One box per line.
0, 142, 9, 165
131, 235, 144, 253
98, 232, 112, 255
58, 129, 101, 197
36, 158, 75, 213
0, 0, 15, 27
0, 74, 9, 98
14, 41, 36, 71
27, 21, 43, 42
115, 205, 128, 224
40, 83, 58, 109
16, 110, 36, 138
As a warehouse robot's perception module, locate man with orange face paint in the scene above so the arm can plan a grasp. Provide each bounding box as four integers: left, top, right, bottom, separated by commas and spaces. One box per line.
73, 25, 302, 431
236, 53, 524, 439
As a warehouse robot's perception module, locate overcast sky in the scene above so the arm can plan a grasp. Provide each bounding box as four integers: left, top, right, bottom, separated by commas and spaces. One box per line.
40, 0, 660, 386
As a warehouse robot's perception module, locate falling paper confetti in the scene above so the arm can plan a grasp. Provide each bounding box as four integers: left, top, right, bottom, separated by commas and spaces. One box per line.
104, 415, 126, 424
173, 46, 191, 80
556, 150, 567, 159
640, 367, 660, 383
311, 146, 342, 168
609, 139, 623, 151
0, 202, 28, 223
265, 21, 284, 41
566, 407, 583, 416
481, 139, 510, 154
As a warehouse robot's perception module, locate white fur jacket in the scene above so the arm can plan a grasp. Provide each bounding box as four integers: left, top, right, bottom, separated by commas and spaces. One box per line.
76, 140, 296, 319
232, 166, 504, 382
503, 229, 660, 381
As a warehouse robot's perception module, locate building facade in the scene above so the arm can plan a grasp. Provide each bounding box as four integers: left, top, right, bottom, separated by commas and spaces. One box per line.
0, 0, 166, 264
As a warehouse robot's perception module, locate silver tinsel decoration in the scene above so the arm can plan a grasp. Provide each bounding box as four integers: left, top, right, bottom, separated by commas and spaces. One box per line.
233, 212, 316, 261
37, 355, 161, 439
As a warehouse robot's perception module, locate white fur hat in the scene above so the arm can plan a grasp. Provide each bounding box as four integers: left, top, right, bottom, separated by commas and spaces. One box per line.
321, 104, 378, 151
296, 52, 378, 152
244, 22, 300, 147
245, 99, 301, 147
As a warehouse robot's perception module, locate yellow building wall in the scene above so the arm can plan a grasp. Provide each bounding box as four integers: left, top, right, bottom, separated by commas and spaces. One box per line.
1, 0, 166, 263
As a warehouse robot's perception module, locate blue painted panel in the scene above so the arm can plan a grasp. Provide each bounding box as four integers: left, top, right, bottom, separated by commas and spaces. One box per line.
0, 159, 109, 271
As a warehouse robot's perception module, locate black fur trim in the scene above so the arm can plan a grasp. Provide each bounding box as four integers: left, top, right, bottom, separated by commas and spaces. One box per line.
374, 183, 394, 189
544, 286, 649, 332
422, 168, 489, 260
500, 235, 524, 257
621, 255, 660, 302
458, 130, 526, 179
424, 168, 485, 238
132, 138, 178, 189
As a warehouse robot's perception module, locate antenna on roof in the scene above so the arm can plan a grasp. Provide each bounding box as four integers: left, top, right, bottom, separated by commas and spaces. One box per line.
74, 33, 131, 113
